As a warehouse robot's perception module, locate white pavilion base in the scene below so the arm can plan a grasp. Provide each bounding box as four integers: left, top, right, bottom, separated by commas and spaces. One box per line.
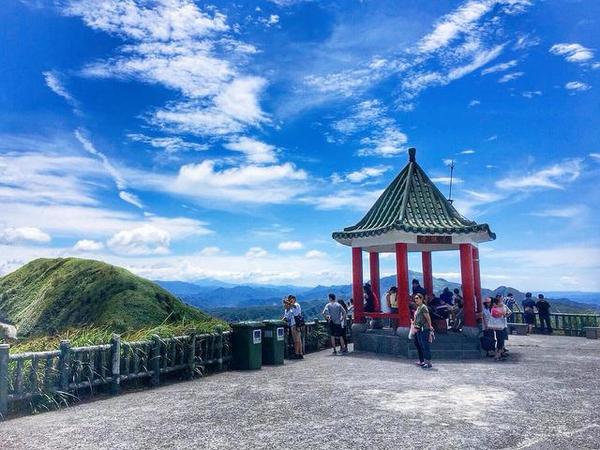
353, 328, 483, 359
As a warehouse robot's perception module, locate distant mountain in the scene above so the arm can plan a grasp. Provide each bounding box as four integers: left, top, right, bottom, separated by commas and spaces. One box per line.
0, 258, 213, 336
159, 272, 600, 315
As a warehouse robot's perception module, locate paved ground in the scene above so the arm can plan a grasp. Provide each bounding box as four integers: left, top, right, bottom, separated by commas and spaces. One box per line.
1, 335, 600, 449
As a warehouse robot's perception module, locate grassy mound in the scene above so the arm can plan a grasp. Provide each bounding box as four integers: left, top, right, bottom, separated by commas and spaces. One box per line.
0, 258, 226, 351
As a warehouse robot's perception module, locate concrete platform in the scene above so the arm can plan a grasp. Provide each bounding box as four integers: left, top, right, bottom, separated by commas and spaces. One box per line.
355, 328, 482, 359
1, 335, 599, 449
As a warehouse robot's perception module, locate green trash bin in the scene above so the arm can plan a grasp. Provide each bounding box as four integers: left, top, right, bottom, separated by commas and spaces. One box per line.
262, 320, 286, 365
231, 321, 263, 370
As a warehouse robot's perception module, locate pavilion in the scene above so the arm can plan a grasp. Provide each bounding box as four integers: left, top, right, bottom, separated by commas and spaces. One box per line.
332, 148, 496, 357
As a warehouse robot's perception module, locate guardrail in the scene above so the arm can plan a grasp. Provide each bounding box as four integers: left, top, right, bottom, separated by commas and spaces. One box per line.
0, 331, 231, 418
512, 312, 599, 336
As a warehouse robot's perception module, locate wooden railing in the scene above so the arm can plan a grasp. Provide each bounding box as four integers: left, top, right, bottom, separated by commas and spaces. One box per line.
512, 312, 599, 336
0, 331, 231, 418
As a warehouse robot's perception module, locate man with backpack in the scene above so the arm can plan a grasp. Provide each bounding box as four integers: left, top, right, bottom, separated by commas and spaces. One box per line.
322, 293, 347, 355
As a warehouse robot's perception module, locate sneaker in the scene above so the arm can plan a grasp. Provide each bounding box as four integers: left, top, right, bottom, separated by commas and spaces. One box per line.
415, 361, 425, 366
421, 363, 432, 369
342, 348, 348, 354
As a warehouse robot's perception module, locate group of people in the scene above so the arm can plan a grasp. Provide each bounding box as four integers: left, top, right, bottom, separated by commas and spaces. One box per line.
283, 283, 553, 364
282, 293, 352, 359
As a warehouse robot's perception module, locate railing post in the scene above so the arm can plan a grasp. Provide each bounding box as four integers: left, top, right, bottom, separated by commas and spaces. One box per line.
59, 340, 71, 393
150, 335, 161, 387
110, 334, 121, 395
217, 330, 223, 371
0, 344, 9, 418
187, 331, 196, 380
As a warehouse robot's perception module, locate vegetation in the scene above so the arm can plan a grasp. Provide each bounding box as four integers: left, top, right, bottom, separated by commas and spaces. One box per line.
0, 258, 227, 353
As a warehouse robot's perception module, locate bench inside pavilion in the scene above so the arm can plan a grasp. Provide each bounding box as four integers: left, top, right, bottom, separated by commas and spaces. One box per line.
332, 148, 496, 358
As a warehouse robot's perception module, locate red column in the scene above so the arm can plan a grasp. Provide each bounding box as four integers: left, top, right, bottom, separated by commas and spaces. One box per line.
421, 251, 433, 297
395, 243, 411, 327
352, 247, 364, 323
369, 252, 381, 311
472, 246, 482, 315
460, 243, 476, 327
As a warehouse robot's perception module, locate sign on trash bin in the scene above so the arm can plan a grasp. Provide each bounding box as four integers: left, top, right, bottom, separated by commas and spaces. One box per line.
276, 327, 285, 341
253, 329, 262, 344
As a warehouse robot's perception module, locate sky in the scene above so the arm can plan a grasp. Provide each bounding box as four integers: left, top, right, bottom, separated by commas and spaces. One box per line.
1, 0, 599, 291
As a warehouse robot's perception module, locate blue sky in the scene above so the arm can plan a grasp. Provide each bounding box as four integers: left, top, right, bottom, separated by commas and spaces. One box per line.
1, 0, 599, 291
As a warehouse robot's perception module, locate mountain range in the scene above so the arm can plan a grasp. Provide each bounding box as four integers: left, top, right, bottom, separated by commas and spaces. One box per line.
157, 274, 600, 314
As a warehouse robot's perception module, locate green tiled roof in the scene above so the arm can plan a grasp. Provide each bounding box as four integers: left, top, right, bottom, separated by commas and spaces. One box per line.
332, 148, 495, 241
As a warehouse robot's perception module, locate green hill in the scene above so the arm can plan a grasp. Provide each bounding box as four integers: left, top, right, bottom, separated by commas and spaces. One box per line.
0, 258, 221, 337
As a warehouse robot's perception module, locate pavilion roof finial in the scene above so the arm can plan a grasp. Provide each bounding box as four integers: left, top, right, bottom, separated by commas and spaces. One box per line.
408, 147, 416, 163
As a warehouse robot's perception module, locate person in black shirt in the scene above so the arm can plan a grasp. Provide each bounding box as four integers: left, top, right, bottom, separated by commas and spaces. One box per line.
536, 294, 552, 334
412, 279, 427, 296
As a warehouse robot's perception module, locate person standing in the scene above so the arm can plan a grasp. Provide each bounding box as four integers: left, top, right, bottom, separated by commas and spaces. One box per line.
451, 288, 464, 332
322, 293, 347, 355
488, 297, 510, 361
283, 295, 304, 359
363, 283, 376, 313
522, 292, 536, 334
504, 293, 516, 323
386, 286, 398, 329
481, 297, 496, 357
536, 294, 553, 334
413, 293, 434, 369
412, 279, 427, 297
337, 298, 349, 350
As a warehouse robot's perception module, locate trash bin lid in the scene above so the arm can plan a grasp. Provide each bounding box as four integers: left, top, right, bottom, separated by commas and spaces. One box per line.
262, 319, 286, 326
231, 321, 264, 328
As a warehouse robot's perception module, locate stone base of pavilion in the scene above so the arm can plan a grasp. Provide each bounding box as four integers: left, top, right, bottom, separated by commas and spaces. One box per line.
353, 326, 483, 360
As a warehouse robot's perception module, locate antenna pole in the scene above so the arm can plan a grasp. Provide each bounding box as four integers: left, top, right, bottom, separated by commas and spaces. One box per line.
448, 160, 455, 204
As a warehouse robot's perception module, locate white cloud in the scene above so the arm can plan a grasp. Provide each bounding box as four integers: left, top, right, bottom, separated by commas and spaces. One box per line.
74, 129, 127, 191
496, 159, 582, 190
0, 150, 105, 206
431, 177, 464, 185
64, 0, 268, 139
107, 224, 171, 255
304, 189, 383, 211
246, 246, 267, 258
345, 166, 391, 183
117, 156, 309, 206
331, 100, 408, 156
199, 246, 221, 256
481, 59, 517, 75
127, 134, 208, 154
565, 81, 591, 92
0, 227, 51, 245
223, 137, 278, 164
305, 250, 327, 259
460, 149, 476, 154
416, 0, 495, 53
278, 241, 303, 251
468, 99, 480, 107
589, 153, 600, 162
119, 191, 144, 209
498, 71, 523, 83
550, 43, 594, 63
43, 71, 79, 111
530, 205, 588, 218
522, 90, 541, 98
73, 239, 104, 251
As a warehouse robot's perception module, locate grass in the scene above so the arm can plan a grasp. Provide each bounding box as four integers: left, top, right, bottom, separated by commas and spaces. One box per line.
10, 316, 229, 354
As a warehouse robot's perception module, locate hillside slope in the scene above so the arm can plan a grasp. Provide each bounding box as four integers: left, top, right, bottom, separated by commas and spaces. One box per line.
0, 258, 213, 336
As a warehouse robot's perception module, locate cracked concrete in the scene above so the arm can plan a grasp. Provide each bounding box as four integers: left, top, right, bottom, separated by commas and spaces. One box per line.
1, 335, 599, 449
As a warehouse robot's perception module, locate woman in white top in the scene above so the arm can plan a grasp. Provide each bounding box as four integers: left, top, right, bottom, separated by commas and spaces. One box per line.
283, 295, 304, 359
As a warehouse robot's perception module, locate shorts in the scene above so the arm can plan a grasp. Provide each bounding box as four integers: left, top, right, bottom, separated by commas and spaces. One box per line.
329, 322, 344, 337
524, 312, 535, 325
